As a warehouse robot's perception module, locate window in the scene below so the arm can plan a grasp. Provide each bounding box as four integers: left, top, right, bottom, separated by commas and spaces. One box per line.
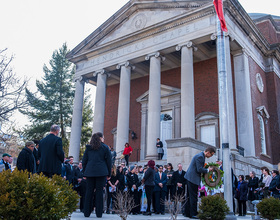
258, 114, 266, 154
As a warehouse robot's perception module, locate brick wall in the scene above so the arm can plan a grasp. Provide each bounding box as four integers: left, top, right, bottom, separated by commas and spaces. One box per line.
249, 57, 272, 163
255, 20, 279, 44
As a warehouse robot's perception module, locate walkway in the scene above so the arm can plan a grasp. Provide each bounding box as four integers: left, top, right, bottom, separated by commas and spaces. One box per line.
69, 210, 253, 220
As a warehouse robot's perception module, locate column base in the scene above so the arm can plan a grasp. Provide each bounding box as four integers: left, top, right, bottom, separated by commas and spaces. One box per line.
145, 154, 158, 160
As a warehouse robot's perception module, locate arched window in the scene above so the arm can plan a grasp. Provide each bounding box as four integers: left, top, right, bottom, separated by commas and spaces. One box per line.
257, 114, 266, 154
256, 106, 269, 155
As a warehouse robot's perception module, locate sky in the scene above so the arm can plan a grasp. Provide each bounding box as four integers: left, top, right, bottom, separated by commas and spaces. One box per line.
0, 0, 279, 130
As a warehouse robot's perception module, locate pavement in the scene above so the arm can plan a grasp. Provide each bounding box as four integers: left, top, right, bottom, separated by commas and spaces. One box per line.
69, 210, 254, 219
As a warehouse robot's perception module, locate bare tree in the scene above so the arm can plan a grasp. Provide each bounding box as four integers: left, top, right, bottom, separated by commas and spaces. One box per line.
165, 193, 186, 220
113, 190, 137, 220
0, 48, 28, 123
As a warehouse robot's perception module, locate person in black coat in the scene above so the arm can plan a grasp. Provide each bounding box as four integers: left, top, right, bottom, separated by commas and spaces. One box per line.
269, 170, 280, 198
235, 175, 248, 216
16, 141, 36, 174
142, 160, 156, 216
127, 165, 140, 215
248, 171, 259, 200
74, 162, 86, 212
38, 124, 65, 177
64, 156, 75, 185
106, 165, 119, 214
172, 163, 186, 214
82, 132, 112, 218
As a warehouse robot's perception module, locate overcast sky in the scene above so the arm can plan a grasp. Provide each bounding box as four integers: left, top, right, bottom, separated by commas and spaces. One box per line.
0, 0, 279, 129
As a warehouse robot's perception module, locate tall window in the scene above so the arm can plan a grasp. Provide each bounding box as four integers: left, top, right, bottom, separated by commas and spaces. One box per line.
196, 112, 219, 148
258, 114, 267, 154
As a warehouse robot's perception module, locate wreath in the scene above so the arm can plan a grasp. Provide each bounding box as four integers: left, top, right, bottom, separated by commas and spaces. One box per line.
201, 162, 224, 190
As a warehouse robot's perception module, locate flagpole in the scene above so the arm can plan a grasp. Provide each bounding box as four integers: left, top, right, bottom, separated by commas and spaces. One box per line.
216, 15, 236, 219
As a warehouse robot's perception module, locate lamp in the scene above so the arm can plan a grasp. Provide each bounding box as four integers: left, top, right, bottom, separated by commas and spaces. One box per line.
131, 131, 137, 140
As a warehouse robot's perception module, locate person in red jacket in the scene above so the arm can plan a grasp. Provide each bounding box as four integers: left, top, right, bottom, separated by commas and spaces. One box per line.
122, 143, 133, 166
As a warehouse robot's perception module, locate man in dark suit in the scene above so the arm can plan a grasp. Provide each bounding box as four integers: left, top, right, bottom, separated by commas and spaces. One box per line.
64, 156, 75, 185
38, 124, 65, 178
172, 163, 186, 214
184, 147, 215, 219
154, 165, 167, 215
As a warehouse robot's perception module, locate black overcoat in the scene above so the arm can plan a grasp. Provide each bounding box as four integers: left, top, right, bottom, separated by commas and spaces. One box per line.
82, 143, 112, 177
38, 134, 64, 175
17, 147, 35, 173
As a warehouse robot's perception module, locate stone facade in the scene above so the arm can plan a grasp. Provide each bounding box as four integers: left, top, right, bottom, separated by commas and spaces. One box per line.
66, 0, 280, 176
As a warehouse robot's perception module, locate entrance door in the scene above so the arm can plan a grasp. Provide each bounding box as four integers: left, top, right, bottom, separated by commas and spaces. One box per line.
160, 111, 172, 160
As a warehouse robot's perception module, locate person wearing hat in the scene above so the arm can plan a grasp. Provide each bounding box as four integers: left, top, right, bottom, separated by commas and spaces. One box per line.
16, 141, 36, 174
0, 153, 12, 172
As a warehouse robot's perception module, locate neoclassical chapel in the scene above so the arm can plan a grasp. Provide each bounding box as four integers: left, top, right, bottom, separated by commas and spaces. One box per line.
66, 0, 280, 175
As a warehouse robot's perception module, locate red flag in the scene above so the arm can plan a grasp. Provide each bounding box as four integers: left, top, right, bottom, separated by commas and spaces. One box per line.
213, 0, 228, 32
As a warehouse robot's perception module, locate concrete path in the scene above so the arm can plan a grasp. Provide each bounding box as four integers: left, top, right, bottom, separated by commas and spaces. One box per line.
69, 210, 253, 220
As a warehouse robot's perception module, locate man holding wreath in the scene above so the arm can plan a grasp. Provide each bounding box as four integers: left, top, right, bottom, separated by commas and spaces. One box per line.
184, 147, 216, 219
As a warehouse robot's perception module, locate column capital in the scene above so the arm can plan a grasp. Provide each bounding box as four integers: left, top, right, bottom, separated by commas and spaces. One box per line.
93, 69, 111, 78
73, 76, 84, 83
116, 61, 135, 70
176, 41, 197, 52
145, 52, 165, 62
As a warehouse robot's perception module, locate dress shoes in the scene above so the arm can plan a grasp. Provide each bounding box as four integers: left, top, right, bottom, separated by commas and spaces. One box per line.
143, 212, 152, 215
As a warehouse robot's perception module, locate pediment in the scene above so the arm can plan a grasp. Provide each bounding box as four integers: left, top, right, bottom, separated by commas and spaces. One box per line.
97, 9, 188, 46
67, 0, 211, 61
136, 84, 180, 102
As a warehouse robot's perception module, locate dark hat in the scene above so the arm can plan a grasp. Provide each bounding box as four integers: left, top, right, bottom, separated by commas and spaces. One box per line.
2, 153, 11, 157
130, 165, 135, 171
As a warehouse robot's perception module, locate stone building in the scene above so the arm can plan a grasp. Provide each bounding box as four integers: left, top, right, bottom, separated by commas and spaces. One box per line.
66, 0, 280, 175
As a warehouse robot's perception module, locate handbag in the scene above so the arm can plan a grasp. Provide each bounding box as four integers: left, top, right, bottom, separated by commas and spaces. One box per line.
120, 154, 125, 159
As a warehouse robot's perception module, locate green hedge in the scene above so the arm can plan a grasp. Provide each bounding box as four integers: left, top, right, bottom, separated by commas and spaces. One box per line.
0, 169, 79, 220
256, 197, 280, 220
198, 195, 230, 220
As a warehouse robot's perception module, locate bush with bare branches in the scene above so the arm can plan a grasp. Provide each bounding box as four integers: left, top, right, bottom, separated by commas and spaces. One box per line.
113, 190, 137, 220
165, 193, 186, 220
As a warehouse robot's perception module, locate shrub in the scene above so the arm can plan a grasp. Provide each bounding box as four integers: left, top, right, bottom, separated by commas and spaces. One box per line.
198, 195, 230, 220
256, 197, 280, 220
0, 169, 79, 220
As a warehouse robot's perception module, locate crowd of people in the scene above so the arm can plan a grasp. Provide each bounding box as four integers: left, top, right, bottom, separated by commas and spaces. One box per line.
1, 125, 280, 219
233, 167, 280, 216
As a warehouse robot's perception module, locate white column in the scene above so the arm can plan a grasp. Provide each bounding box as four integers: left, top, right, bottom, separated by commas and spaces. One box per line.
92, 69, 108, 134
176, 42, 195, 138
115, 62, 132, 155
145, 52, 164, 159
233, 50, 255, 157
68, 77, 85, 163
225, 36, 237, 151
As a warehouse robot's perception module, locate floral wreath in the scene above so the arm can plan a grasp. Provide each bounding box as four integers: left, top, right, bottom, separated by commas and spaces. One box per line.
201, 162, 224, 190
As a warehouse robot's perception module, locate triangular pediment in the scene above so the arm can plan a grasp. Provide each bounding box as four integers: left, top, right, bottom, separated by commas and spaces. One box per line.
67, 0, 212, 61
136, 84, 180, 102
